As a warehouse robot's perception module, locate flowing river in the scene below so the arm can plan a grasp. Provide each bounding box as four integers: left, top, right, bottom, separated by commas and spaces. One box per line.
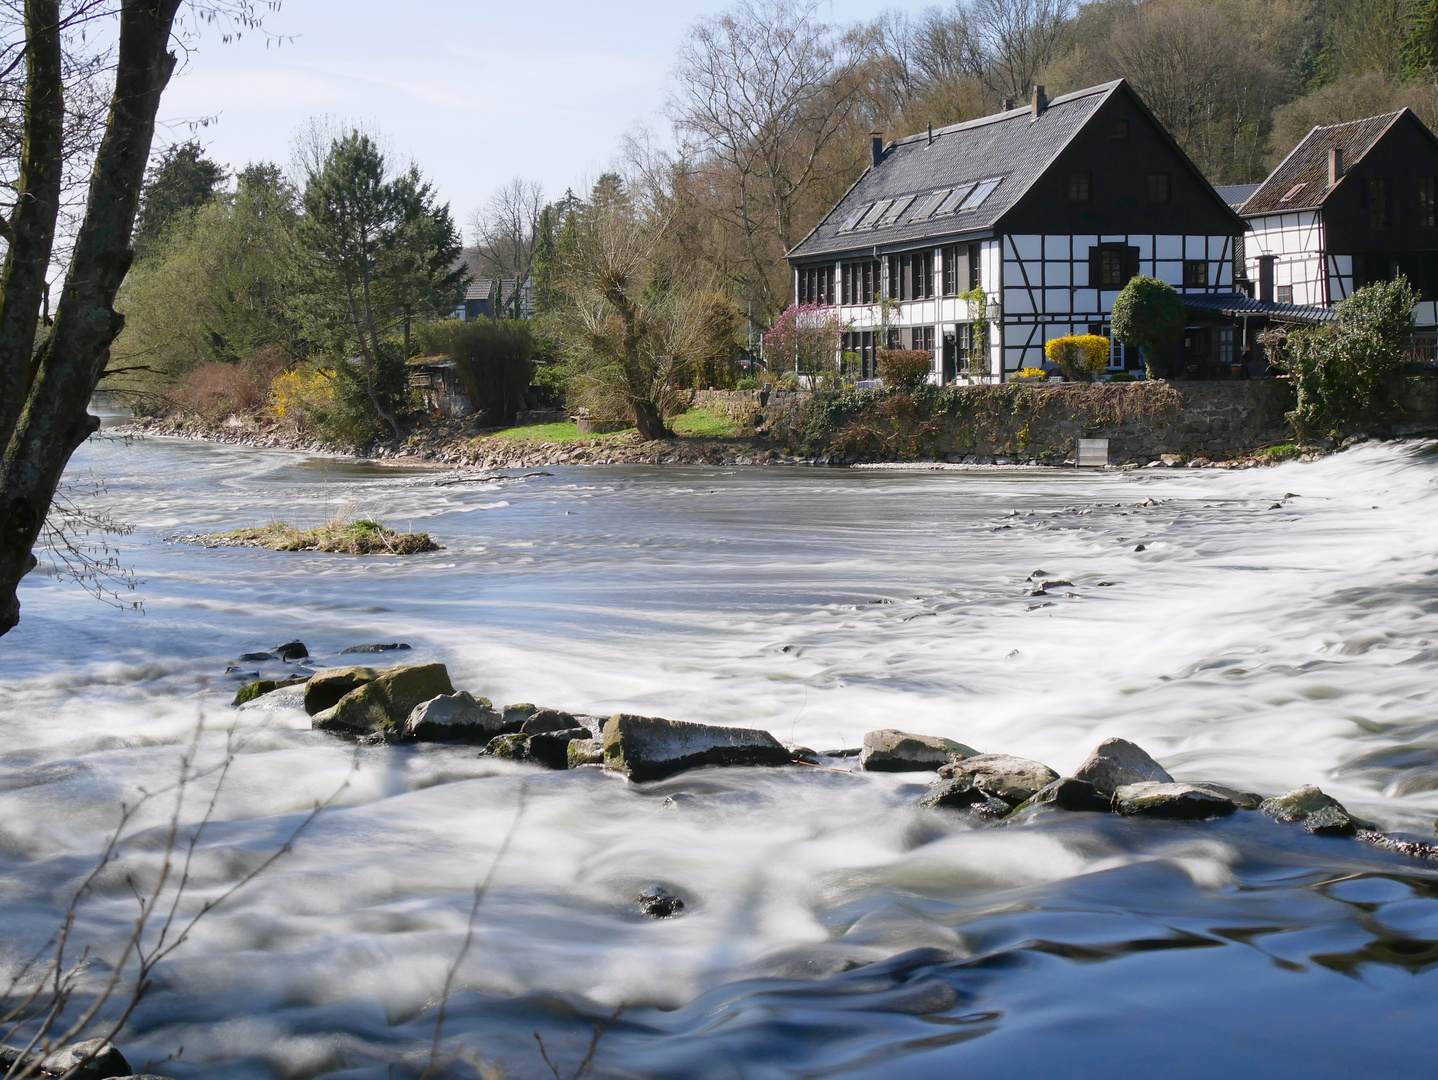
4, 429, 1438, 1079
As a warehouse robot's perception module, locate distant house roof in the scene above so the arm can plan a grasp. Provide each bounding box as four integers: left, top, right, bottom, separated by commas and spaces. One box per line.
406, 353, 458, 368
1239, 111, 1405, 216
1182, 293, 1336, 325
464, 278, 495, 302
1214, 183, 1259, 209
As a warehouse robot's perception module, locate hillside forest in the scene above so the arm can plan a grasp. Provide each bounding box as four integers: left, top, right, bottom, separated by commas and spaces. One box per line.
105, 0, 1438, 443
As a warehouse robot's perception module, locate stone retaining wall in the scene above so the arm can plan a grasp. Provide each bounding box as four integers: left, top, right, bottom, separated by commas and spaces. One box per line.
691, 378, 1438, 464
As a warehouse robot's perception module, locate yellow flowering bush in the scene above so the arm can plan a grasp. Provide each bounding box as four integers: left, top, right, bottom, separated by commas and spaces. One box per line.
1015, 366, 1048, 379
1044, 334, 1111, 381
268, 365, 334, 423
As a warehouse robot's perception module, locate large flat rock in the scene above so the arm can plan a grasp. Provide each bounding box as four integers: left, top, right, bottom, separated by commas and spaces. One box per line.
602, 714, 792, 782
861, 729, 978, 772
304, 666, 380, 716
1113, 781, 1256, 819
1261, 785, 1374, 836
1073, 738, 1173, 794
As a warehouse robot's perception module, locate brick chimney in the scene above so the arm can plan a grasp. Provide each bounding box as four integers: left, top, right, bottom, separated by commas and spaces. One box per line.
1328, 147, 1343, 185
870, 132, 883, 168
1032, 85, 1047, 118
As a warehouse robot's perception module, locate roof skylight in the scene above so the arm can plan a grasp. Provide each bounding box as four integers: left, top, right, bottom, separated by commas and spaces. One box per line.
841, 203, 873, 230
876, 194, 917, 226
1280, 183, 1305, 202
936, 184, 974, 214
912, 189, 951, 219
957, 178, 1002, 210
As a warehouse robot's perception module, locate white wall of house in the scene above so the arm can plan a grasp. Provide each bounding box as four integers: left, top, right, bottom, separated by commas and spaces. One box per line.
1244, 212, 1327, 306
998, 232, 1235, 374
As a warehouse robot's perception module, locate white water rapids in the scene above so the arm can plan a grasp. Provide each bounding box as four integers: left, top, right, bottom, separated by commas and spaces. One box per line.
3, 432, 1438, 1078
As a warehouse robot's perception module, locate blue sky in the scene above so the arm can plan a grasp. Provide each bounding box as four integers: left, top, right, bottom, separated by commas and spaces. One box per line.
159, 1, 933, 240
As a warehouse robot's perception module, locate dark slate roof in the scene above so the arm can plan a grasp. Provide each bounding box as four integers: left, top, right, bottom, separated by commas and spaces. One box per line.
1214, 183, 1259, 209
1182, 293, 1336, 325
1239, 112, 1404, 216
788, 82, 1123, 261
464, 278, 495, 301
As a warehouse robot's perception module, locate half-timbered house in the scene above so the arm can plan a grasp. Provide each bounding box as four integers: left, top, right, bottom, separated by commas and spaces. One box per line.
1237, 109, 1438, 335
785, 79, 1246, 382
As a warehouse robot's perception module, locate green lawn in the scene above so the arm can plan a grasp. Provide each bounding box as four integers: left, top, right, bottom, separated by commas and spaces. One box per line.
667, 407, 739, 438
485, 408, 737, 444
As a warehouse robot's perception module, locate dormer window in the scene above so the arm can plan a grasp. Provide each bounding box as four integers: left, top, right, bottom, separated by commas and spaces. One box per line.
841, 203, 873, 231
1280, 183, 1305, 202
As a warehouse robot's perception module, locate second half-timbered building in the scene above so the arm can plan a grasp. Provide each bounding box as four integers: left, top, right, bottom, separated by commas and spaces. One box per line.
786, 79, 1246, 382
1237, 109, 1438, 334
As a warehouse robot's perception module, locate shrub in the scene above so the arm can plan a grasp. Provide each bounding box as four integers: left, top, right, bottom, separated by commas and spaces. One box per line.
1015, 366, 1047, 379
318, 339, 415, 447
763, 302, 845, 375
268, 363, 334, 425
1107, 371, 1137, 382
173, 347, 290, 420
1112, 276, 1184, 379
1044, 334, 1110, 381
878, 349, 932, 388
735, 375, 759, 390
1269, 277, 1416, 440
417, 318, 536, 419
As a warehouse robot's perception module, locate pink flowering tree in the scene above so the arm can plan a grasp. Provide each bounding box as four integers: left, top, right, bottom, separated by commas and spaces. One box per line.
763, 303, 846, 376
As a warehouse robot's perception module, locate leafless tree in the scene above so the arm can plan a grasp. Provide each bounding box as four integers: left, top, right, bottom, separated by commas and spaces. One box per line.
968, 0, 1073, 100
468, 175, 543, 286
668, 0, 869, 321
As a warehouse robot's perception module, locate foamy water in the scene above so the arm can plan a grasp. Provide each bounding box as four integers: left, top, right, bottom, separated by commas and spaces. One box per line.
3, 434, 1438, 1078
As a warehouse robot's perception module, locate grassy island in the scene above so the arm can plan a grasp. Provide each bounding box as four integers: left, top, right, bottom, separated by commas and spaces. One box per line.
216, 519, 439, 554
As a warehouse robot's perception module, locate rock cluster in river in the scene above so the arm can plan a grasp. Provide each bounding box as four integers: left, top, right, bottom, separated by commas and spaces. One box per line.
232, 657, 1438, 865
0, 1038, 168, 1080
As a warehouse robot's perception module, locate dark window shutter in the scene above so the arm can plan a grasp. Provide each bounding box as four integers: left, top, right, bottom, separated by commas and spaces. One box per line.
1124, 246, 1140, 283
1089, 246, 1101, 289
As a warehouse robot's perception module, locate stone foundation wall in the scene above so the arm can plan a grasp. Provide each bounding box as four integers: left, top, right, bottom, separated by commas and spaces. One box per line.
692, 378, 1438, 464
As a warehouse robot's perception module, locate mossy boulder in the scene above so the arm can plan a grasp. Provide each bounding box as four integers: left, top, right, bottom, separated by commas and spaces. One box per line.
568, 737, 604, 767
232, 675, 309, 707
311, 663, 455, 737
602, 713, 792, 782
1261, 785, 1374, 836
304, 666, 380, 715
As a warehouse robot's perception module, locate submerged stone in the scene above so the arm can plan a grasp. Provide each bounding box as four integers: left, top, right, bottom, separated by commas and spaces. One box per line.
404, 691, 506, 742
1260, 785, 1374, 837
936, 753, 1059, 807
303, 666, 380, 715
638, 886, 685, 918
602, 713, 792, 782
1073, 737, 1173, 794
340, 642, 412, 654
274, 640, 309, 660
1112, 781, 1247, 819
918, 777, 1008, 815
312, 663, 455, 737
860, 729, 979, 772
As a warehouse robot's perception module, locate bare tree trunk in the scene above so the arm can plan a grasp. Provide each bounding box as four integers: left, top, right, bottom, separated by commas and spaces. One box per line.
0, 0, 64, 450
0, 0, 183, 638
631, 399, 670, 441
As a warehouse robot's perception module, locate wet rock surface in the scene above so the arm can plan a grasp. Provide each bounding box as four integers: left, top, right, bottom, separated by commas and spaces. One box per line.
404, 691, 507, 743
935, 754, 1060, 807
340, 643, 411, 654
1010, 777, 1112, 814
1261, 785, 1375, 837
637, 886, 685, 918
232, 674, 309, 707
1112, 781, 1249, 819
602, 714, 793, 782
1074, 737, 1174, 794
303, 666, 381, 715
860, 729, 979, 772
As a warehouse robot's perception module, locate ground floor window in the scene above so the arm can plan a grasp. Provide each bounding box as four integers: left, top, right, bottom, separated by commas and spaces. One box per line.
841, 330, 877, 378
